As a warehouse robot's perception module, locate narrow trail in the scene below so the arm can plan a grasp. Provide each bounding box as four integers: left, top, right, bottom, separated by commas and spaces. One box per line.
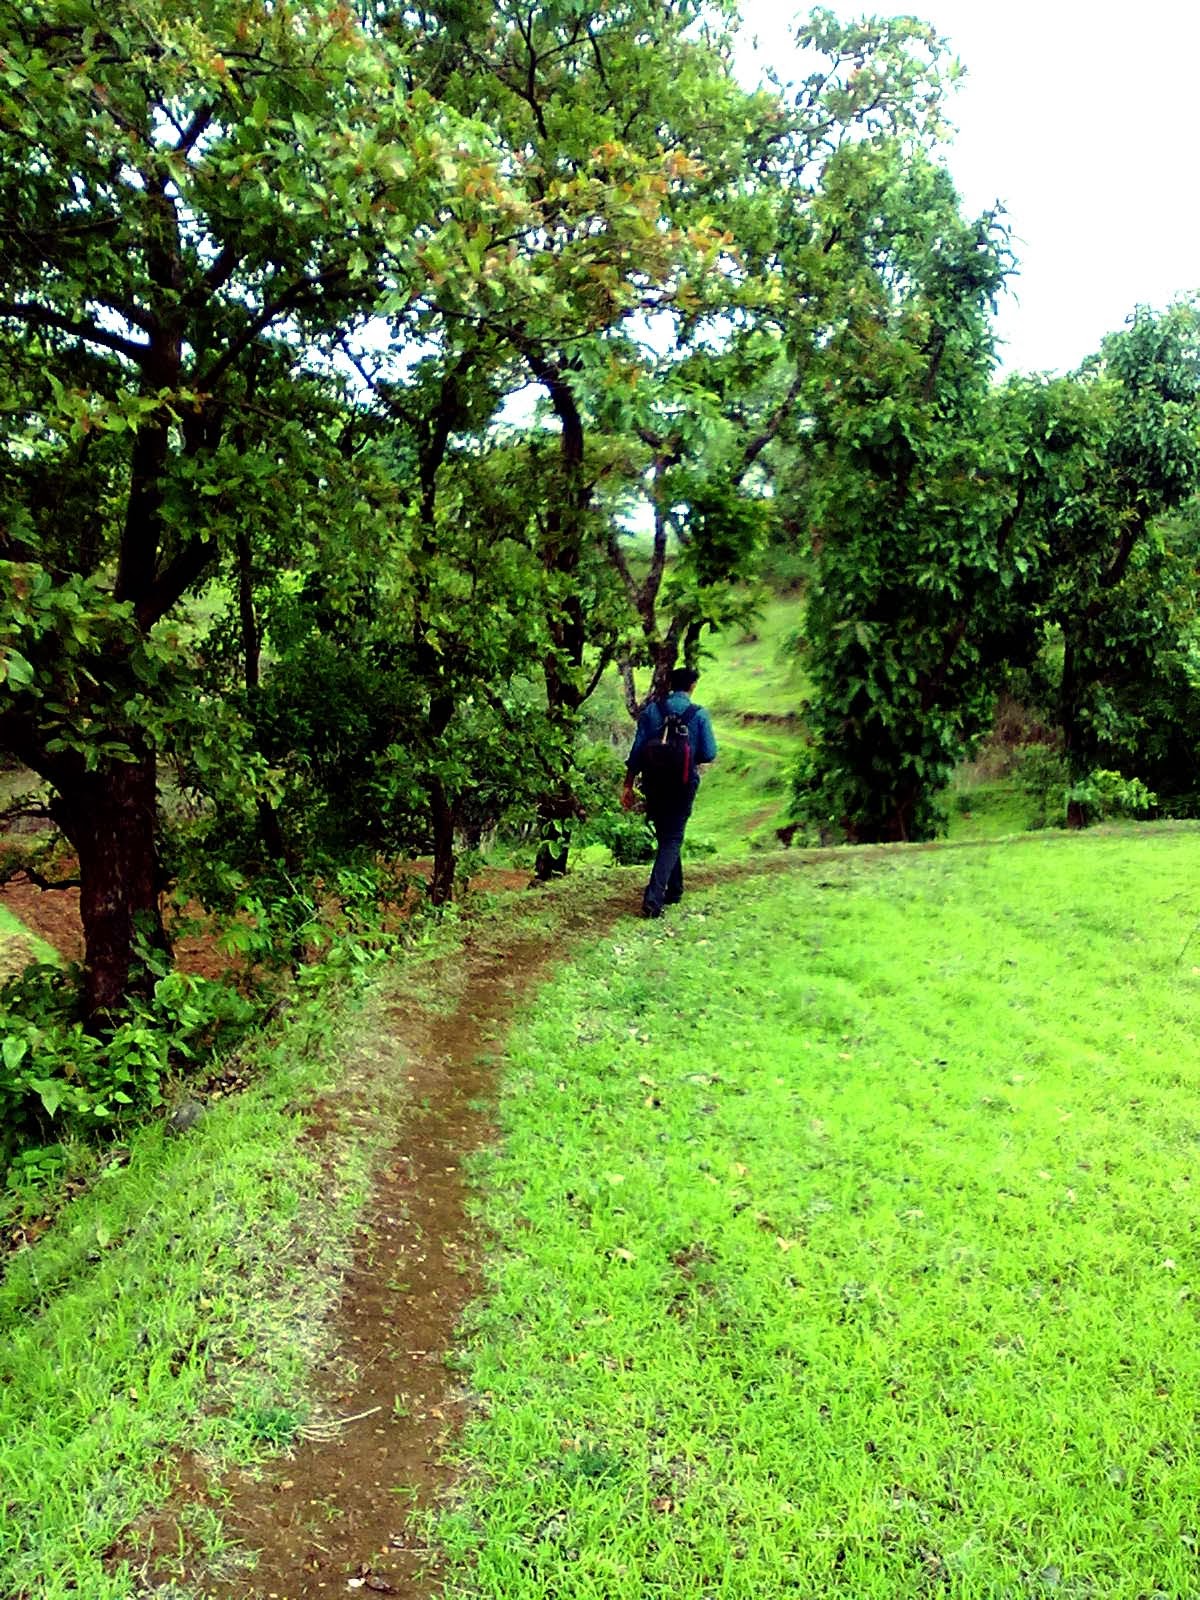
132, 839, 999, 1597
141, 882, 645, 1600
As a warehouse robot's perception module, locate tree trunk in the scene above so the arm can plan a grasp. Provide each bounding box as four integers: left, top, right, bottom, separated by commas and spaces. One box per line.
52, 753, 166, 1019
429, 778, 456, 906
234, 526, 293, 867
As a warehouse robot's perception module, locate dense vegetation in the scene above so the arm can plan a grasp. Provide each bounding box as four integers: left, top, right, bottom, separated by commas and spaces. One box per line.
2, 2, 1200, 1146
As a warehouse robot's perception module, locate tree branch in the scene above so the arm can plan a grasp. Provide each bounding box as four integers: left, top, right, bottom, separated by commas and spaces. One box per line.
735, 369, 805, 482
137, 535, 219, 630
616, 649, 640, 719
605, 526, 639, 606
176, 105, 214, 157
195, 267, 351, 391
198, 243, 241, 299
1099, 517, 1142, 593
582, 643, 614, 707
0, 300, 147, 362
0, 860, 80, 892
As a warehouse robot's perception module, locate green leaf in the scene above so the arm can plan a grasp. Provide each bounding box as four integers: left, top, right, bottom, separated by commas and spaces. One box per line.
3, 651, 34, 690
31, 1078, 64, 1117
3, 1035, 29, 1072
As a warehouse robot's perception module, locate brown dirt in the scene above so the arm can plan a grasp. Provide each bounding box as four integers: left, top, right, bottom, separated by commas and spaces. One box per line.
119, 883, 641, 1600
0, 876, 84, 964
0, 861, 536, 985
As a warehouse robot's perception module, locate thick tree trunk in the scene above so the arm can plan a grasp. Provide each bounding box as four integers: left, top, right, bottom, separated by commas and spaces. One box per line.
52, 753, 166, 1019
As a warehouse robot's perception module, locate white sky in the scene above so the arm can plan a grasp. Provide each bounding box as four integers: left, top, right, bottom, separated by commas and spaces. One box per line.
737, 1, 1200, 375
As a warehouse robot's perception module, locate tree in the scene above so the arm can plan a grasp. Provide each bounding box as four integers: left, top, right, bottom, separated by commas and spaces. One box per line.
0, 0, 513, 1013
791, 143, 1022, 842
386, 4, 973, 871
1038, 304, 1200, 820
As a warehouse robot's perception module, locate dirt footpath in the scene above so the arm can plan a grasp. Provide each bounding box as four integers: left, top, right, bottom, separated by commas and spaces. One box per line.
125, 886, 636, 1599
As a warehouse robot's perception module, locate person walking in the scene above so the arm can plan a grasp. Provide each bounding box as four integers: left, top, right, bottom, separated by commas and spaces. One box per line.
621, 666, 717, 918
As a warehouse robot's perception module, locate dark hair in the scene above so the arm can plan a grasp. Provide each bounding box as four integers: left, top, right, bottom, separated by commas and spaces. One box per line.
670, 666, 699, 693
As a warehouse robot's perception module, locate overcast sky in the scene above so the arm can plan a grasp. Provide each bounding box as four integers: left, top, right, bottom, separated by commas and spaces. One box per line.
737, 0, 1200, 375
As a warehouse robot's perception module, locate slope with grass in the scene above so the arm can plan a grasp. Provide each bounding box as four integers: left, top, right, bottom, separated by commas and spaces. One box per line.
440, 828, 1200, 1599
0, 973, 409, 1599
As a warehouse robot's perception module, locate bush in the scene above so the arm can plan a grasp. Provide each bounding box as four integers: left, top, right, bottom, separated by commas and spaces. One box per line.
1010, 742, 1070, 829
0, 959, 256, 1168
1067, 768, 1158, 824
577, 809, 656, 866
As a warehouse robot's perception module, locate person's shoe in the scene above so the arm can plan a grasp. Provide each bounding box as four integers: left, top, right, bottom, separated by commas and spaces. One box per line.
663, 894, 682, 906
641, 900, 662, 919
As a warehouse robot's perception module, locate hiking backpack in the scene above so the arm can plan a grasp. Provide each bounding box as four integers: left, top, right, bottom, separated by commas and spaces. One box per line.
640, 701, 698, 803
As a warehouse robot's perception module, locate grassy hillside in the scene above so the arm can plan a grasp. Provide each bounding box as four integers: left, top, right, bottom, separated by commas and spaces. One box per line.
0, 972, 410, 1599
442, 828, 1200, 1599
693, 597, 806, 722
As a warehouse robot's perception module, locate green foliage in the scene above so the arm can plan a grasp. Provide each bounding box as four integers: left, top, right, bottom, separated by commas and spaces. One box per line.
1010, 741, 1070, 829
795, 144, 1019, 842
1030, 304, 1200, 806
577, 809, 656, 867
1066, 768, 1158, 824
0, 958, 255, 1161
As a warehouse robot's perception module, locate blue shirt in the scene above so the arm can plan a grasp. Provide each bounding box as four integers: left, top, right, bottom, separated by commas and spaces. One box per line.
626, 692, 718, 781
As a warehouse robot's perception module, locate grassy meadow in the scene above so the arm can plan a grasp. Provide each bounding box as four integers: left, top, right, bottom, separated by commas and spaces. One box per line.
442, 829, 1200, 1599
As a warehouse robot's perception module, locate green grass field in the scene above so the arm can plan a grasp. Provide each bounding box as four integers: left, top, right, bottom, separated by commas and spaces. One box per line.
7, 589, 1194, 1597
441, 828, 1200, 1599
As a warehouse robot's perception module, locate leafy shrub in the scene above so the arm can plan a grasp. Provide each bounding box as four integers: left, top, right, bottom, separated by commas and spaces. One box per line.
785, 735, 841, 838
681, 832, 719, 859
1011, 742, 1070, 828
576, 809, 656, 866
0, 959, 256, 1167
1067, 768, 1158, 824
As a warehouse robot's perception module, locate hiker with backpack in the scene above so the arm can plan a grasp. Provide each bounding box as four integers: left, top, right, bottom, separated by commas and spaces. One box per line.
621, 666, 717, 918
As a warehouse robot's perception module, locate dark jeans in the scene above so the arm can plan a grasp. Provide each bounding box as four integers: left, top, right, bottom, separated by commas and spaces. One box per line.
643, 789, 696, 912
